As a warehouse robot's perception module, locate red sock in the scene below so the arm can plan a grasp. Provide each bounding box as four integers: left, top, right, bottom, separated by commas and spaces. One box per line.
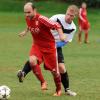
31, 64, 45, 83
53, 74, 61, 91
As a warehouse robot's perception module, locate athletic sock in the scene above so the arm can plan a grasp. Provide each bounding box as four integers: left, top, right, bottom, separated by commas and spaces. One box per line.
22, 60, 31, 76
31, 64, 45, 83
60, 71, 69, 92
53, 74, 61, 91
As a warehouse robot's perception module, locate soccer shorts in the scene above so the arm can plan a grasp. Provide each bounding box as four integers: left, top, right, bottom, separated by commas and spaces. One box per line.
30, 44, 59, 72
57, 47, 64, 63
80, 21, 90, 30
56, 41, 68, 48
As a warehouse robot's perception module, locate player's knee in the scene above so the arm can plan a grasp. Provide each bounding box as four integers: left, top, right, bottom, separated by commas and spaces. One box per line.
29, 56, 37, 66
58, 63, 66, 73
52, 71, 60, 77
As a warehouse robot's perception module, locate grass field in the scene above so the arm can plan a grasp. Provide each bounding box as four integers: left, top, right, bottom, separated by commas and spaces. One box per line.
0, 1, 100, 100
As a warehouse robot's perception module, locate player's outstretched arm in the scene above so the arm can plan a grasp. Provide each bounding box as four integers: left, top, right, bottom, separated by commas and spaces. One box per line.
18, 28, 29, 37
57, 28, 66, 41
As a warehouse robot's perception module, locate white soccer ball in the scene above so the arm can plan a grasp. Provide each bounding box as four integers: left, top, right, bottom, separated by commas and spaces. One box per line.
0, 85, 11, 100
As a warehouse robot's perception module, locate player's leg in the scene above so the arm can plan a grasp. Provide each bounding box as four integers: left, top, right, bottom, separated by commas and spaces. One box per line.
18, 44, 47, 90
22, 60, 31, 75
43, 49, 61, 96
51, 71, 61, 96
17, 60, 31, 82
57, 47, 77, 96
59, 63, 69, 91
84, 29, 89, 43
78, 26, 82, 43
57, 47, 69, 92
29, 55, 47, 90
59, 63, 77, 96
83, 22, 90, 43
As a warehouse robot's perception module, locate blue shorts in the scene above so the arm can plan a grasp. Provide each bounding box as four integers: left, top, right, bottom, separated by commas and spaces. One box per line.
56, 41, 68, 47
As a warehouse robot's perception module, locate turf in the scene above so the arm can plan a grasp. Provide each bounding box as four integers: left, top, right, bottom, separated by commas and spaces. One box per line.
0, 1, 100, 100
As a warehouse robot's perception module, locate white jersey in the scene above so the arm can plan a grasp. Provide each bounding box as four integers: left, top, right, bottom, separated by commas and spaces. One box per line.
50, 14, 76, 45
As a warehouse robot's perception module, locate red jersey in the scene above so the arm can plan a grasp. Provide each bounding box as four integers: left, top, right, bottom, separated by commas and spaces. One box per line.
78, 8, 89, 30
79, 8, 88, 23
26, 13, 61, 50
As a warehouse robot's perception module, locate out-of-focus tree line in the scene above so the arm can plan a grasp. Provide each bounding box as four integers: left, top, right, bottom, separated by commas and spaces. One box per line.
25, 0, 100, 8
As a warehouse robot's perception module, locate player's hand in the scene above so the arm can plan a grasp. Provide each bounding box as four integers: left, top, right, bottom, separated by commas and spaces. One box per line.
59, 34, 66, 41
18, 31, 26, 37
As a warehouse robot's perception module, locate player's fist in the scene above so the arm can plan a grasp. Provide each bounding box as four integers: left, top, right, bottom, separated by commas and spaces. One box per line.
59, 34, 66, 41
18, 31, 27, 37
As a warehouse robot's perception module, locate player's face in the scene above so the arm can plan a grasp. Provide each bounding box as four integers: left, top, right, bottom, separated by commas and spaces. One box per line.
82, 3, 87, 9
24, 5, 36, 18
65, 10, 75, 24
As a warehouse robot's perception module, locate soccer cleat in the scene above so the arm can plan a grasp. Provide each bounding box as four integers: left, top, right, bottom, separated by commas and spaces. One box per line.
41, 81, 48, 90
53, 89, 61, 96
17, 70, 25, 83
65, 89, 77, 96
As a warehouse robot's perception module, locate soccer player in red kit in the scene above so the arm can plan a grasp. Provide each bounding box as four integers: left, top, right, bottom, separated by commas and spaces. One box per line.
78, 2, 90, 43
18, 2, 65, 96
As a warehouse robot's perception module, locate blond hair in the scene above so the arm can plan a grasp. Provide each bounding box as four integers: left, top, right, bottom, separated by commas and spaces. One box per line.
67, 5, 79, 16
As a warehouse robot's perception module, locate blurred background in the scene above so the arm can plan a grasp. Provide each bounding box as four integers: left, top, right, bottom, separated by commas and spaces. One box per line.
0, 0, 100, 13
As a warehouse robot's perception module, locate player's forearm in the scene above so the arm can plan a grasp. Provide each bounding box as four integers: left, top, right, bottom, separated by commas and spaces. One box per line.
57, 28, 63, 35
24, 27, 29, 34
19, 28, 29, 37
57, 28, 65, 41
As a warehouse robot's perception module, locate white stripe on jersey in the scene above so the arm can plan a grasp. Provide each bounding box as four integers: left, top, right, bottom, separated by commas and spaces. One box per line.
39, 15, 61, 29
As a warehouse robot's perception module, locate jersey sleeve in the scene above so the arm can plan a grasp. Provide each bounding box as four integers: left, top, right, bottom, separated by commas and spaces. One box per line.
39, 15, 61, 29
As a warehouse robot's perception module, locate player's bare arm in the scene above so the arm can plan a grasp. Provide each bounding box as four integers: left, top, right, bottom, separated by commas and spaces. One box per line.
18, 28, 29, 37
57, 28, 66, 41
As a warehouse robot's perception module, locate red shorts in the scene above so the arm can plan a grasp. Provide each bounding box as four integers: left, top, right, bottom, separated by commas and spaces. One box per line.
79, 21, 90, 30
29, 44, 59, 72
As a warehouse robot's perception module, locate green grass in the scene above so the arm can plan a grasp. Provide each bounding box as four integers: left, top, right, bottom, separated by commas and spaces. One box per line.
0, 1, 100, 100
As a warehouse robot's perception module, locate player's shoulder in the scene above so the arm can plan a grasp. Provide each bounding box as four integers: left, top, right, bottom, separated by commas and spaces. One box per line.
38, 13, 45, 19
38, 14, 50, 22
54, 14, 65, 18
51, 14, 65, 19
